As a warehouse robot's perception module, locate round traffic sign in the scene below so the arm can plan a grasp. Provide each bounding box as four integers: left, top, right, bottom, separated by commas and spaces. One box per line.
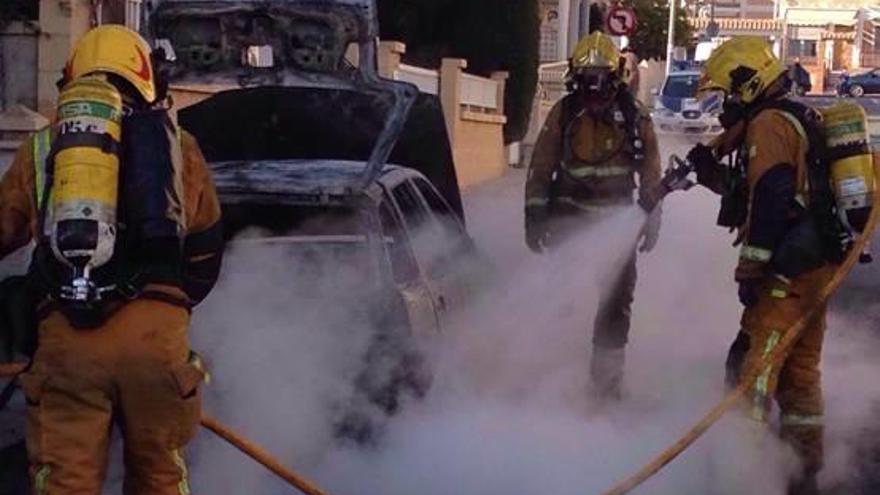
606, 6, 637, 36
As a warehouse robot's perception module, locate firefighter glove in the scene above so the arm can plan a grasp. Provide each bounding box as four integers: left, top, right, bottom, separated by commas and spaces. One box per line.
637, 187, 663, 213
525, 205, 550, 253
687, 143, 726, 194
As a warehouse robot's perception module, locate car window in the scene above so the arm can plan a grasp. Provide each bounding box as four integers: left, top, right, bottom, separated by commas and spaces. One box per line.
413, 178, 462, 238
379, 200, 420, 285
662, 75, 699, 98
392, 181, 430, 231
411, 177, 475, 278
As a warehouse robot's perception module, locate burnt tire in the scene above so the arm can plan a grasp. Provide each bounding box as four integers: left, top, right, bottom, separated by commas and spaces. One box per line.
0, 441, 29, 495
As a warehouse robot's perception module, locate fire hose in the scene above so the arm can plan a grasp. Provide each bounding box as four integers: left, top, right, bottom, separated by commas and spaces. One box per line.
0, 362, 331, 495
600, 157, 880, 495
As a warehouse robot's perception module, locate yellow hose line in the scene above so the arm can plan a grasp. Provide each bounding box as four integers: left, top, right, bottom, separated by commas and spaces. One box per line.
201, 414, 332, 495
598, 159, 880, 495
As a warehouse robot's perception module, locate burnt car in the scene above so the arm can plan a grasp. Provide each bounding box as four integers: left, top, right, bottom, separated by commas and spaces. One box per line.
146, 0, 484, 440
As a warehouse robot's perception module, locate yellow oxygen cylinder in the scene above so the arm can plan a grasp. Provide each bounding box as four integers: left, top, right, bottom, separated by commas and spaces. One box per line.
821, 101, 875, 233
48, 76, 123, 301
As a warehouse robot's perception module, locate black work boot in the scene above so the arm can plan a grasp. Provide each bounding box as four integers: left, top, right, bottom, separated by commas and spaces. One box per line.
787, 471, 820, 495
724, 330, 750, 389
589, 347, 625, 401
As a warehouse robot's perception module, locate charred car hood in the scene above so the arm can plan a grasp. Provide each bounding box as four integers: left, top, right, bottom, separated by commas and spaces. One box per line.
179, 86, 463, 218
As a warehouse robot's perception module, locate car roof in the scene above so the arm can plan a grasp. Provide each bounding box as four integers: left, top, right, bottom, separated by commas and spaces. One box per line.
211, 159, 421, 206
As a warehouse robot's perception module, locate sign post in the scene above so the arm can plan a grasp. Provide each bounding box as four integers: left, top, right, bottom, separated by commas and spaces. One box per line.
665, 0, 676, 76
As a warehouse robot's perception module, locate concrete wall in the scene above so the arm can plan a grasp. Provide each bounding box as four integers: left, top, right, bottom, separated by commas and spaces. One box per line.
0, 23, 39, 110
637, 60, 667, 107
37, 0, 94, 115
454, 113, 508, 186
436, 57, 509, 189
3, 0, 137, 117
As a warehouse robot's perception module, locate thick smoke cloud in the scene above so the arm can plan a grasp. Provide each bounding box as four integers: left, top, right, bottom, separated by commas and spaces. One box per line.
181, 137, 880, 495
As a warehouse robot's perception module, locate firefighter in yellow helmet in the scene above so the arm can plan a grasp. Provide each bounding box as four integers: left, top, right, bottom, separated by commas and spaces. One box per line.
524, 32, 662, 400
0, 25, 223, 494
687, 36, 847, 495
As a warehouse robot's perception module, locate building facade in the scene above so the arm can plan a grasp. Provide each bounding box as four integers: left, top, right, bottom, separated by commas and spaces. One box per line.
688, 2, 880, 93
539, 0, 609, 62
687, 0, 776, 19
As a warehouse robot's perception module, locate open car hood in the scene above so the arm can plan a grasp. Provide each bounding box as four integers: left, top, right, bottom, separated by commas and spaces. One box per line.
179, 86, 464, 218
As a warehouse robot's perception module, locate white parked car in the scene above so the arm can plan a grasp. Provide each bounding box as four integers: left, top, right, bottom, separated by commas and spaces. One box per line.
651, 70, 723, 135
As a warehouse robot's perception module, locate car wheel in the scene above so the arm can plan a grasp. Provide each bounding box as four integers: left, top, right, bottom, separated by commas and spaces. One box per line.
849, 84, 865, 97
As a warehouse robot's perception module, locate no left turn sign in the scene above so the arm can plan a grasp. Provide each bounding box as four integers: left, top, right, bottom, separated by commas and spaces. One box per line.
606, 6, 637, 36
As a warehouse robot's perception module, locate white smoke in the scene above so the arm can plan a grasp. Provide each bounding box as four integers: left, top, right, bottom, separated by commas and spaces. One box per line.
181, 135, 880, 495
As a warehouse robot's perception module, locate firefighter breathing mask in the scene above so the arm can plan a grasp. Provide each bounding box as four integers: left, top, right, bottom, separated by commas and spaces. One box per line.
567, 32, 622, 99
571, 67, 618, 100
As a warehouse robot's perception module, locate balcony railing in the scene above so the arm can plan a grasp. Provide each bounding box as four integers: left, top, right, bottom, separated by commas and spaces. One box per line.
460, 73, 499, 110
393, 65, 440, 95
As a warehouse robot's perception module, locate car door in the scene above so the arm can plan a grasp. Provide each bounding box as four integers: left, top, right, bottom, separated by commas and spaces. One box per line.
868, 70, 880, 94
410, 177, 484, 314
378, 187, 443, 337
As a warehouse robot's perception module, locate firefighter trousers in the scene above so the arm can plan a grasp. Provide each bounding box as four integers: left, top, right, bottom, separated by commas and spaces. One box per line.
592, 253, 637, 350
19, 299, 204, 495
542, 207, 638, 350
738, 265, 835, 475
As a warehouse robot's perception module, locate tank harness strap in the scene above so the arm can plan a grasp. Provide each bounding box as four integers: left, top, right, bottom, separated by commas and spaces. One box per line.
52, 131, 120, 155
777, 111, 809, 149
616, 88, 645, 163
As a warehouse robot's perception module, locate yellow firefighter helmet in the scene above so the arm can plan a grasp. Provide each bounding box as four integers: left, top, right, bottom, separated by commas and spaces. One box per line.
698, 36, 783, 104
571, 31, 620, 70
64, 25, 157, 103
